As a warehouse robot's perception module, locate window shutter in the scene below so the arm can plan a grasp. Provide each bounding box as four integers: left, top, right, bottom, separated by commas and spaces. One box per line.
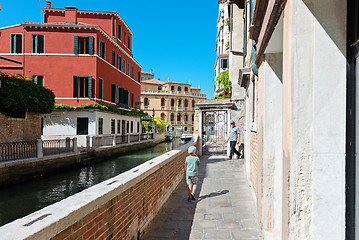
112, 84, 116, 103
33, 76, 38, 85
38, 35, 44, 53
104, 43, 106, 60
99, 78, 103, 99
119, 88, 124, 104
88, 76, 92, 98
112, 51, 116, 66
38, 76, 44, 86
89, 36, 94, 55
32, 35, 37, 53
118, 25, 121, 40
74, 36, 79, 54
73, 76, 78, 97
11, 35, 14, 53
115, 86, 120, 104
131, 93, 134, 107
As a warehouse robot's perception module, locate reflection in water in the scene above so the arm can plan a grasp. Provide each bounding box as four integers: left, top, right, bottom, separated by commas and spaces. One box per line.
0, 139, 183, 226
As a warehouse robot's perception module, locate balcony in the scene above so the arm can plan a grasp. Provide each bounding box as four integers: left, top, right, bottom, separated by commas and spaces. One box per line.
177, 107, 183, 111
141, 89, 206, 98
170, 106, 175, 110
160, 106, 166, 110
144, 105, 150, 110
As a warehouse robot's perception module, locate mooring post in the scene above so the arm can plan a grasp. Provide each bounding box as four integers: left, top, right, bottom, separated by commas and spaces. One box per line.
86, 136, 90, 151
92, 136, 96, 150
66, 137, 70, 152
113, 135, 116, 146
73, 138, 78, 152
37, 139, 43, 158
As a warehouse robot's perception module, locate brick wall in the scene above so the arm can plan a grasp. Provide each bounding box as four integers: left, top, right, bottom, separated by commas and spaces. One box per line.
1, 136, 200, 240
0, 112, 41, 143
250, 131, 258, 195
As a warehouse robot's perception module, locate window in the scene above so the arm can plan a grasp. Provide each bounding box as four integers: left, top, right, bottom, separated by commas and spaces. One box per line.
73, 76, 92, 98
158, 86, 162, 91
192, 127, 194, 132
185, 87, 188, 92
171, 86, 174, 91
178, 99, 182, 107
99, 39, 106, 59
118, 25, 122, 41
137, 97, 140, 108
131, 121, 133, 133
192, 100, 195, 108
126, 121, 129, 133
184, 99, 188, 107
177, 114, 181, 122
137, 122, 140, 133
124, 32, 127, 45
161, 98, 165, 106
138, 72, 141, 83
99, 78, 103, 99
131, 93, 134, 108
118, 55, 122, 70
32, 35, 44, 53
171, 99, 175, 106
117, 120, 121, 134
144, 98, 149, 106
112, 51, 116, 66
161, 113, 165, 120
127, 63, 130, 76
128, 36, 131, 49
178, 86, 181, 92
32, 76, 44, 86
111, 119, 115, 134
98, 118, 103, 135
74, 36, 94, 54
131, 66, 134, 78
11, 34, 22, 53
184, 127, 188, 132
184, 114, 188, 122
77, 118, 89, 135
192, 114, 194, 122
170, 113, 174, 121
122, 59, 126, 73
221, 59, 228, 68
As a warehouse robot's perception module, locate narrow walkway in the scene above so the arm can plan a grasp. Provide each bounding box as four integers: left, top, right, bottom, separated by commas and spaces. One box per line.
142, 155, 262, 240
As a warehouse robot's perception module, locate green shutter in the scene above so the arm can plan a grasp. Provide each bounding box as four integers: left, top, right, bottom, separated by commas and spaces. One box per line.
74, 36, 79, 54
88, 76, 92, 98
131, 93, 134, 107
38, 35, 44, 53
119, 88, 124, 104
104, 43, 106, 60
33, 35, 37, 53
99, 78, 103, 99
89, 36, 94, 55
112, 51, 116, 66
112, 84, 116, 103
73, 76, 78, 97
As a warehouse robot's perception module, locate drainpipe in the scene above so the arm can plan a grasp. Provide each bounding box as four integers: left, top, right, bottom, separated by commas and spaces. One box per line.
22, 26, 25, 76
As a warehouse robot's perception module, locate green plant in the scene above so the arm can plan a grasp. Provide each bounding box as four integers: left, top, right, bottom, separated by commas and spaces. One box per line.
141, 117, 170, 132
215, 70, 232, 99
54, 103, 146, 117
226, 18, 230, 26
226, 40, 230, 50
0, 72, 55, 116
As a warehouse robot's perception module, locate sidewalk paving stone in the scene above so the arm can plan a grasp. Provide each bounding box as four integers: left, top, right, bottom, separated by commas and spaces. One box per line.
141, 155, 263, 240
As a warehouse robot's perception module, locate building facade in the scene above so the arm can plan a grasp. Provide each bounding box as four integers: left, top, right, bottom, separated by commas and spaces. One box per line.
228, 0, 349, 239
141, 78, 206, 136
214, 0, 230, 95
141, 69, 155, 81
0, 1, 142, 109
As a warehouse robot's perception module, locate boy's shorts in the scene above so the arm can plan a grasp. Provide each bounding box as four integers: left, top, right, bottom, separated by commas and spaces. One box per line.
186, 175, 198, 185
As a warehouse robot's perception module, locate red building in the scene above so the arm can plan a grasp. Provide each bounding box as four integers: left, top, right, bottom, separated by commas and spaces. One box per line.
0, 1, 142, 109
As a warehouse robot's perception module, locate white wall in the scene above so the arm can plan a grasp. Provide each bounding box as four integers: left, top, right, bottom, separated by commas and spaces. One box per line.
43, 110, 141, 147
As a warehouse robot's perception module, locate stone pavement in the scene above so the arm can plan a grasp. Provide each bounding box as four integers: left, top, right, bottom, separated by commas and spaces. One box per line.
142, 155, 262, 240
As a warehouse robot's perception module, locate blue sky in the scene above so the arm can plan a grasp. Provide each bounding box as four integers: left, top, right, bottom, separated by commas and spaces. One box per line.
0, 0, 218, 98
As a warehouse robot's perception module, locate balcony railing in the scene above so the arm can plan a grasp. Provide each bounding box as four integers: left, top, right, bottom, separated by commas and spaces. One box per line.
177, 107, 183, 111
141, 89, 206, 98
160, 106, 166, 110
144, 105, 150, 110
170, 106, 175, 110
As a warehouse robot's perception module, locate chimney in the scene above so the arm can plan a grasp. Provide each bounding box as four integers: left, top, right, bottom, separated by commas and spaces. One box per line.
189, 80, 191, 84
167, 77, 170, 82
198, 85, 200, 89
46, 1, 52, 8
150, 69, 153, 74
64, 7, 78, 23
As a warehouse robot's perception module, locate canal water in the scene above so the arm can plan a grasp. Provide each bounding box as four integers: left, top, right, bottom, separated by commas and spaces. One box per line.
0, 139, 184, 227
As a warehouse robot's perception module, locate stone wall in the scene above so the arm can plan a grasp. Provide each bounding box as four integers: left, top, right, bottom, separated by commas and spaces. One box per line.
0, 112, 41, 143
0, 136, 200, 240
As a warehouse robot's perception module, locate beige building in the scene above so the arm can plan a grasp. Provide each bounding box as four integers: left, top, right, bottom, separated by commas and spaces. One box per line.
141, 79, 206, 136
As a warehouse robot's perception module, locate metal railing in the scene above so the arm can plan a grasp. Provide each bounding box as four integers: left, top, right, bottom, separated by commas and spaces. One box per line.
42, 138, 74, 156
0, 141, 37, 162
